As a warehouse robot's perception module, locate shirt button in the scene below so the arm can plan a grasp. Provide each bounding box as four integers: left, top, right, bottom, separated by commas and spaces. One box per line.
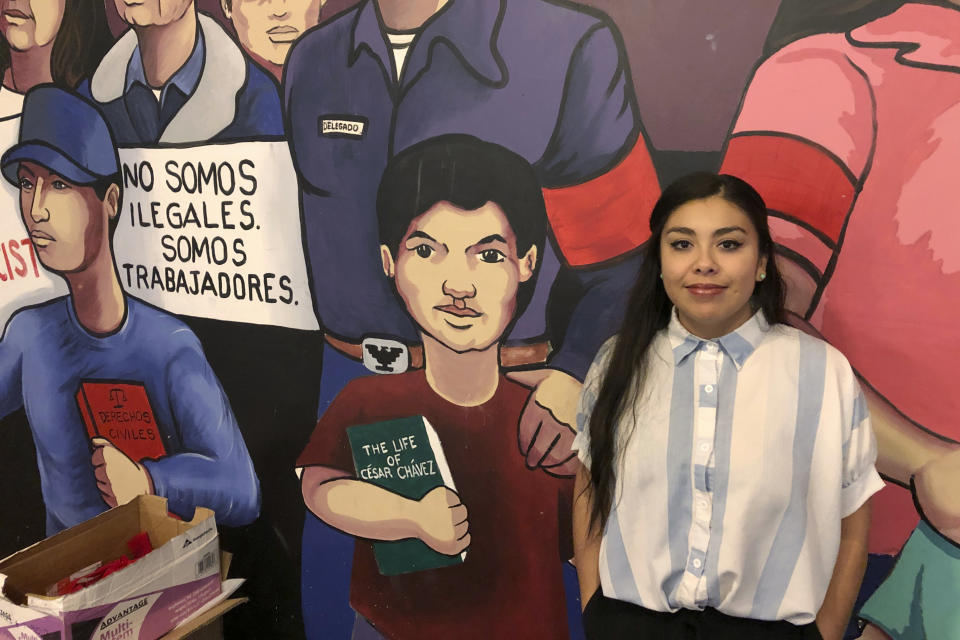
698, 500, 708, 510
693, 559, 702, 569
704, 385, 714, 393
699, 443, 709, 452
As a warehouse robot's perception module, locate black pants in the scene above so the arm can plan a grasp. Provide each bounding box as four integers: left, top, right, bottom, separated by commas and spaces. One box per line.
582, 590, 824, 640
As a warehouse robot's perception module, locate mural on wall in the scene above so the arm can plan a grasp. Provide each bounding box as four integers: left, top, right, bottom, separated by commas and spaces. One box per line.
298, 135, 575, 639
284, 0, 659, 635
0, 0, 956, 639
0, 85, 260, 533
0, 0, 118, 559
219, 0, 323, 82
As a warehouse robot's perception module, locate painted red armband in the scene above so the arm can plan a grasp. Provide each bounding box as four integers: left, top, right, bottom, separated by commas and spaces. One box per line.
543, 138, 660, 267
721, 134, 857, 245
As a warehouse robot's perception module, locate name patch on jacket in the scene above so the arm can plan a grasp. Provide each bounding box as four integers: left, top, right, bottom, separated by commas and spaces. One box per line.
319, 115, 367, 139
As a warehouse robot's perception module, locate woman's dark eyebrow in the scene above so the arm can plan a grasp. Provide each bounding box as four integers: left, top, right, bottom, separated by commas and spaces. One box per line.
664, 226, 747, 237
714, 226, 747, 237
18, 165, 36, 177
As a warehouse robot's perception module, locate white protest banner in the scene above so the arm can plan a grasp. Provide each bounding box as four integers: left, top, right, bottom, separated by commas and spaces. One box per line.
114, 141, 320, 331
0, 115, 67, 333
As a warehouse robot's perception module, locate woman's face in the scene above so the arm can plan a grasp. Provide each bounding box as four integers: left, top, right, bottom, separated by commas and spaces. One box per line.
0, 0, 65, 52
659, 195, 767, 339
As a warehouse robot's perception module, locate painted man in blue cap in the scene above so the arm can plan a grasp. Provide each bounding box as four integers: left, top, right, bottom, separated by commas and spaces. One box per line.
0, 86, 260, 534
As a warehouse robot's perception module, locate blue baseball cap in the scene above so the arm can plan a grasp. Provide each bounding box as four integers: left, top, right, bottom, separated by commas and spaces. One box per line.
1, 86, 119, 187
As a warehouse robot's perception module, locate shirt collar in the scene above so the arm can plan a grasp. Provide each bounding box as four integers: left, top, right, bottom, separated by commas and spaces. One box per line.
667, 308, 770, 369
350, 0, 507, 85
848, 3, 960, 71
125, 25, 205, 103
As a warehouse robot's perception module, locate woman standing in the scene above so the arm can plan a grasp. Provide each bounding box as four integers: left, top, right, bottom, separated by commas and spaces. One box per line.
572, 173, 883, 639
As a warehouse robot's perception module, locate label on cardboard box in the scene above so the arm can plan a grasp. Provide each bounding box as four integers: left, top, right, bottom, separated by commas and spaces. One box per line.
87, 577, 220, 640
92, 592, 157, 639
4, 626, 43, 640
0, 575, 221, 640
0, 606, 62, 640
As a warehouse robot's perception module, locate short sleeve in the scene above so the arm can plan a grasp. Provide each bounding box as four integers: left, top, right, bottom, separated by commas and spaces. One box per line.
571, 336, 617, 469
295, 382, 363, 472
840, 385, 885, 518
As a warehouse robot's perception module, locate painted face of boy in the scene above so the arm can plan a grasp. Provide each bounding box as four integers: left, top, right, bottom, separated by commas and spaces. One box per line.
223, 0, 323, 68
0, 0, 65, 51
114, 0, 194, 28
17, 161, 113, 274
381, 201, 537, 353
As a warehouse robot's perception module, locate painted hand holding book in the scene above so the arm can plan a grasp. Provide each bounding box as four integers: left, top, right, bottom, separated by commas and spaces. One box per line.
76, 381, 167, 461
346, 415, 464, 576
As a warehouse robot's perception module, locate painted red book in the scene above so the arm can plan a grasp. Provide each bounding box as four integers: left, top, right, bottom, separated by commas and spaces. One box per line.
75, 381, 166, 461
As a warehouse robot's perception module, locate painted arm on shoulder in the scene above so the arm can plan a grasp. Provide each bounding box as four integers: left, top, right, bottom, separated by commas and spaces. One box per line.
300, 465, 470, 556
507, 19, 658, 478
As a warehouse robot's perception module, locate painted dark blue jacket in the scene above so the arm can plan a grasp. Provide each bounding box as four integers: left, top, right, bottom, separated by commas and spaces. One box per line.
285, 0, 660, 380
78, 13, 282, 144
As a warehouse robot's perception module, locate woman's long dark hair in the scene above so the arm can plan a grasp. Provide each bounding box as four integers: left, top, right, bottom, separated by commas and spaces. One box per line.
0, 0, 114, 90
586, 173, 785, 533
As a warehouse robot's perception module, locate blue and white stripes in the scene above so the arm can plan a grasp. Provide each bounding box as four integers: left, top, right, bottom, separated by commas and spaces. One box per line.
573, 310, 884, 625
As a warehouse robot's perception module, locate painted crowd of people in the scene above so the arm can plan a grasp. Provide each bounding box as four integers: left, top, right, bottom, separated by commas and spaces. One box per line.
0, 1, 956, 639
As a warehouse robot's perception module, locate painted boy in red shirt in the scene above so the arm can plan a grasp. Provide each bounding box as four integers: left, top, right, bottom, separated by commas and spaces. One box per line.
297, 135, 573, 639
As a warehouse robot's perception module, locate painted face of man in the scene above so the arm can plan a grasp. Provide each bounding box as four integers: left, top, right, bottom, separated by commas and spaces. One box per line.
381, 200, 538, 353
17, 161, 114, 274
0, 0, 65, 52
659, 195, 767, 339
223, 0, 323, 67
114, 0, 194, 28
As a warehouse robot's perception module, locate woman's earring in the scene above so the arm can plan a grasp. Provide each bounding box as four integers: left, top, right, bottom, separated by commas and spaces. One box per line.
758, 272, 766, 281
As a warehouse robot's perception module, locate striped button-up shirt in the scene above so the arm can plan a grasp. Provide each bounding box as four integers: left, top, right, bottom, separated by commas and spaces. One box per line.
573, 310, 884, 624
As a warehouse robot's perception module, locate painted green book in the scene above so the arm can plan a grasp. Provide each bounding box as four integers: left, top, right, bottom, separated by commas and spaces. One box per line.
346, 415, 465, 576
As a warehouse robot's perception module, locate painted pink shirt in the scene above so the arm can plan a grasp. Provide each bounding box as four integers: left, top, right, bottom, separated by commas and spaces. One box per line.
721, 3, 960, 555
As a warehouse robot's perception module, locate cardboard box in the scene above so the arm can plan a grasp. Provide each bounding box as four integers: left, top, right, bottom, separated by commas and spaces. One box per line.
0, 496, 222, 640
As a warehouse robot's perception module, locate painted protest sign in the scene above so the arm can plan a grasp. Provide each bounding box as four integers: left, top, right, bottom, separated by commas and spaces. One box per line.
114, 142, 319, 331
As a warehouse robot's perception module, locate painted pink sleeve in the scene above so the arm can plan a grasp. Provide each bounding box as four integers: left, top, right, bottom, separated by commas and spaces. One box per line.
731, 35, 875, 175
721, 35, 875, 276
